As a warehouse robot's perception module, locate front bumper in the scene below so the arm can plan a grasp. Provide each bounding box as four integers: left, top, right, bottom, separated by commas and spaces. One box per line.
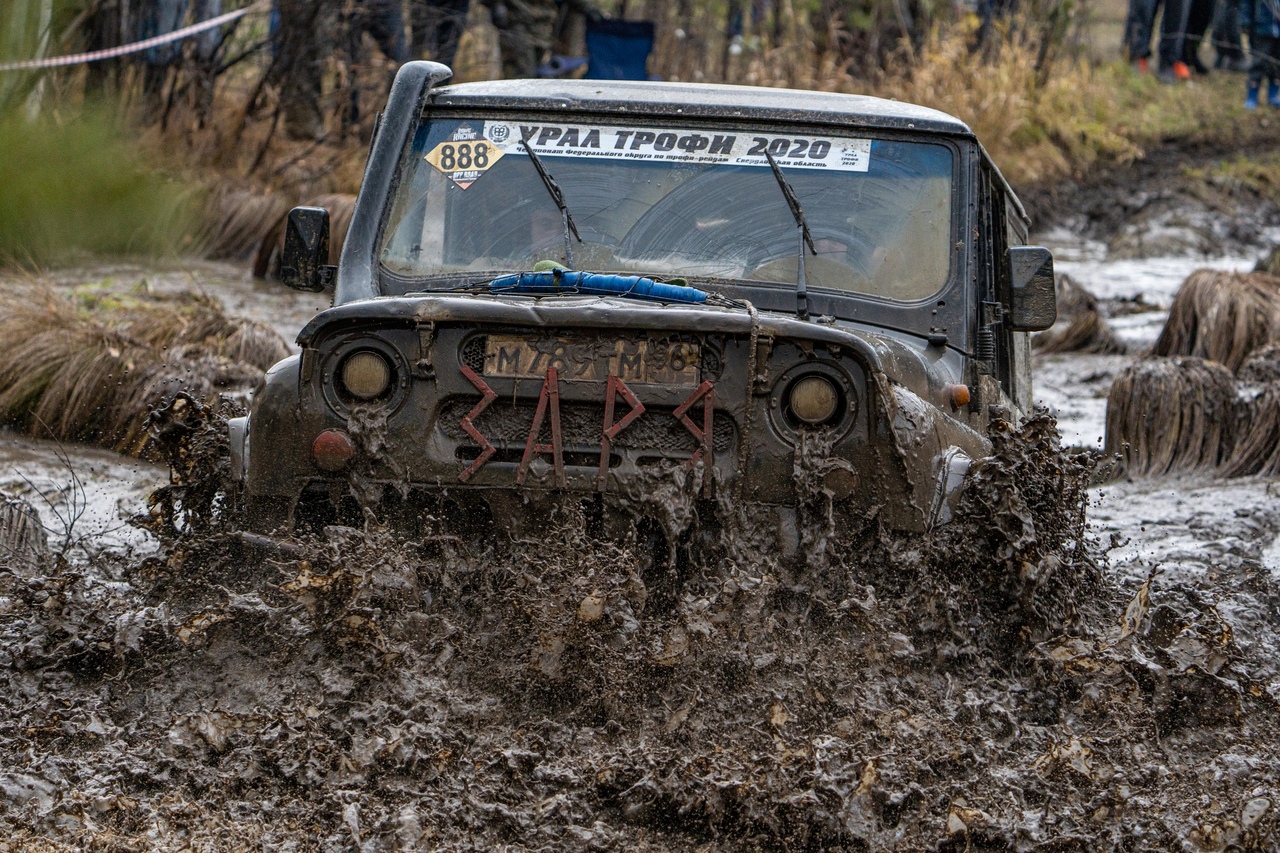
241, 295, 986, 535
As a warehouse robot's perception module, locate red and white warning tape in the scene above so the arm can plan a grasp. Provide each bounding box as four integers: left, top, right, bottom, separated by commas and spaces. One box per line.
0, 0, 269, 73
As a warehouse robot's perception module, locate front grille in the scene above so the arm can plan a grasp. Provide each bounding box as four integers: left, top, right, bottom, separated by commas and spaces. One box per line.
438, 398, 733, 457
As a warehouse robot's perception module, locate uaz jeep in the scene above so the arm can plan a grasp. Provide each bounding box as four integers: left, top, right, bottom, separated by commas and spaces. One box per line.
231, 61, 1056, 550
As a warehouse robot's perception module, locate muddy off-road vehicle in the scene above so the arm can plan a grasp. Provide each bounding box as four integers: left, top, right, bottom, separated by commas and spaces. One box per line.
232, 61, 1056, 549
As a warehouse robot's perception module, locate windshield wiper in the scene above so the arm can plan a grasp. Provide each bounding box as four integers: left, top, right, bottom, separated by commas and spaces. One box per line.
520, 137, 583, 269
763, 149, 817, 321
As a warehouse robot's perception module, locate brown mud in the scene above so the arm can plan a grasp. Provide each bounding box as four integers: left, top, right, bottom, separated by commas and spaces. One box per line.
2, 406, 1277, 851
1022, 133, 1280, 260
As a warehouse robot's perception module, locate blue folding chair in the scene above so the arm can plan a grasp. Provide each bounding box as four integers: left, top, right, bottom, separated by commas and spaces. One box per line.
583, 19, 655, 81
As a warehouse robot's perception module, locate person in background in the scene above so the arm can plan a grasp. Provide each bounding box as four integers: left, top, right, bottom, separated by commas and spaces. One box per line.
481, 0, 595, 79
1212, 0, 1250, 69
271, 0, 408, 140
1180, 0, 1216, 73
271, 0, 333, 140
410, 0, 471, 66
1124, 0, 1162, 71
1155, 0, 1213, 79
1241, 0, 1280, 107
137, 0, 222, 99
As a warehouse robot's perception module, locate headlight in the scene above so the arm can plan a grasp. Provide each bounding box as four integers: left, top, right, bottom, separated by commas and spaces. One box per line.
787, 375, 839, 425
340, 350, 392, 400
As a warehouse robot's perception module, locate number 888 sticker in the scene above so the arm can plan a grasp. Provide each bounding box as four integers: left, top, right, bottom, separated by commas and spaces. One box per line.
425, 126, 506, 190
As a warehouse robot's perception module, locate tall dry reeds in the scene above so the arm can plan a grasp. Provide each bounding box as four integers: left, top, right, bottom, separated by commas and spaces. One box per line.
1220, 386, 1280, 477
1034, 273, 1127, 355
1036, 310, 1127, 355
1151, 269, 1280, 373
0, 284, 289, 457
251, 193, 357, 277
1106, 269, 1280, 479
1104, 357, 1237, 477
872, 18, 1138, 185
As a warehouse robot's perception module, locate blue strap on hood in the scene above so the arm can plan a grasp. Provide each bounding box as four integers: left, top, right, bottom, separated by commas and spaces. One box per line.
490, 270, 708, 304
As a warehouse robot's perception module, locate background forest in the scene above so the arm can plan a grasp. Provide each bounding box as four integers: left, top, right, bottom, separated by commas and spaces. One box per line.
0, 0, 1264, 263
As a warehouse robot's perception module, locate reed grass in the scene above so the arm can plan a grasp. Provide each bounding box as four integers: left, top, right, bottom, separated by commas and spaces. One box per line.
1151, 269, 1280, 373
1105, 356, 1237, 477
0, 111, 192, 265
0, 283, 289, 456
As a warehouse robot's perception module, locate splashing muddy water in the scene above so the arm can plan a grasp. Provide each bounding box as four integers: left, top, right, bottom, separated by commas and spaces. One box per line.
1, 400, 1277, 851
0, 258, 1278, 850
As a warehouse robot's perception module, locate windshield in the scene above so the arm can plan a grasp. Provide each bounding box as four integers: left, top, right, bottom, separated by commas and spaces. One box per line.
380, 117, 955, 301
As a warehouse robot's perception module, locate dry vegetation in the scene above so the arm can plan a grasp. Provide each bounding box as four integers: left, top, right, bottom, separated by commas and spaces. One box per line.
1107, 270, 1280, 479
1152, 269, 1280, 372
0, 0, 1266, 267
1105, 356, 1237, 477
0, 283, 288, 456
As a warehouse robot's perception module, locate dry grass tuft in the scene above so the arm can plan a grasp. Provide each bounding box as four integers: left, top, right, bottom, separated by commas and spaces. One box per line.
1036, 309, 1127, 355
1104, 356, 1237, 477
872, 19, 1139, 185
1257, 244, 1280, 276
1054, 273, 1100, 317
0, 285, 290, 457
1238, 342, 1280, 383
0, 494, 50, 574
1220, 384, 1280, 477
1151, 269, 1280, 373
191, 187, 292, 261
1036, 273, 1126, 355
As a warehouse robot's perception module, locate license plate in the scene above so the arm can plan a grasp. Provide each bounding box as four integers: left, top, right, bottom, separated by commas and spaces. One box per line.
484, 336, 699, 385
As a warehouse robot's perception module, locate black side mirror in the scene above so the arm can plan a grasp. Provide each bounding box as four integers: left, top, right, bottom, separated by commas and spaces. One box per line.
1006, 246, 1056, 332
281, 207, 333, 292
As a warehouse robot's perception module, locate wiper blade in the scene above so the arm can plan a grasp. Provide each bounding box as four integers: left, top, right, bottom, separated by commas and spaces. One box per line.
763, 149, 817, 321
520, 137, 583, 268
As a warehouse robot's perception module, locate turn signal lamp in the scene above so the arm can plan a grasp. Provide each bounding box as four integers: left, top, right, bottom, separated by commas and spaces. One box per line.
312, 429, 354, 472
788, 375, 840, 425
341, 351, 392, 400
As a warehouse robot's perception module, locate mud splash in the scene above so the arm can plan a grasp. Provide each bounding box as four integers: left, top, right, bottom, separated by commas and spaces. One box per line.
0, 414, 1276, 851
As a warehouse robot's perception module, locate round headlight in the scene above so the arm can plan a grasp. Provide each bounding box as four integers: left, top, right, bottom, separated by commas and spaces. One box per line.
788, 375, 839, 425
341, 351, 392, 400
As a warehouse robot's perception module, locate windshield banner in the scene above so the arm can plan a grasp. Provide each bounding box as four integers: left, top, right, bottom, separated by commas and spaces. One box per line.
479, 121, 871, 173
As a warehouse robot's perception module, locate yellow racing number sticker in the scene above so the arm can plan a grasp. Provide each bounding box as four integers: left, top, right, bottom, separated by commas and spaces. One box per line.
424, 128, 504, 190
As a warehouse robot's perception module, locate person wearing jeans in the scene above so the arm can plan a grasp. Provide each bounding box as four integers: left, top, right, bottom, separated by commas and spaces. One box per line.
1241, 0, 1280, 107
1213, 0, 1250, 69
1124, 0, 1163, 69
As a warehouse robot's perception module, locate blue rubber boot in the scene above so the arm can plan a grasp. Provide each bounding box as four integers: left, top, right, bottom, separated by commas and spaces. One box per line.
1246, 82, 1260, 110
1269, 81, 1280, 107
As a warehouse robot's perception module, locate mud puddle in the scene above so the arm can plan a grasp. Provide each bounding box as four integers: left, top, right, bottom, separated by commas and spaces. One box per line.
0, 404, 1277, 851
0, 430, 165, 556
1033, 233, 1278, 448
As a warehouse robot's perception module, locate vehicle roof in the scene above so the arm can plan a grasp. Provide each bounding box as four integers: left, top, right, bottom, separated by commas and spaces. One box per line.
427, 78, 973, 138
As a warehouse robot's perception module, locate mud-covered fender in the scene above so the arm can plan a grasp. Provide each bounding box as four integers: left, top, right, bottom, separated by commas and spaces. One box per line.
244, 354, 324, 501
883, 382, 989, 530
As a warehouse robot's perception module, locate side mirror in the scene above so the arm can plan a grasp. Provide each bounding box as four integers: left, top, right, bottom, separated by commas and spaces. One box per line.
1006, 246, 1056, 332
281, 206, 333, 292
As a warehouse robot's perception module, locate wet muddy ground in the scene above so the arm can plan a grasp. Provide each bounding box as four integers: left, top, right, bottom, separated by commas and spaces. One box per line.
2, 209, 1280, 849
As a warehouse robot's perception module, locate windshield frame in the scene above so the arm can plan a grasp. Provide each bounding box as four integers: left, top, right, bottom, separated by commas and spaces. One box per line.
375, 109, 965, 306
